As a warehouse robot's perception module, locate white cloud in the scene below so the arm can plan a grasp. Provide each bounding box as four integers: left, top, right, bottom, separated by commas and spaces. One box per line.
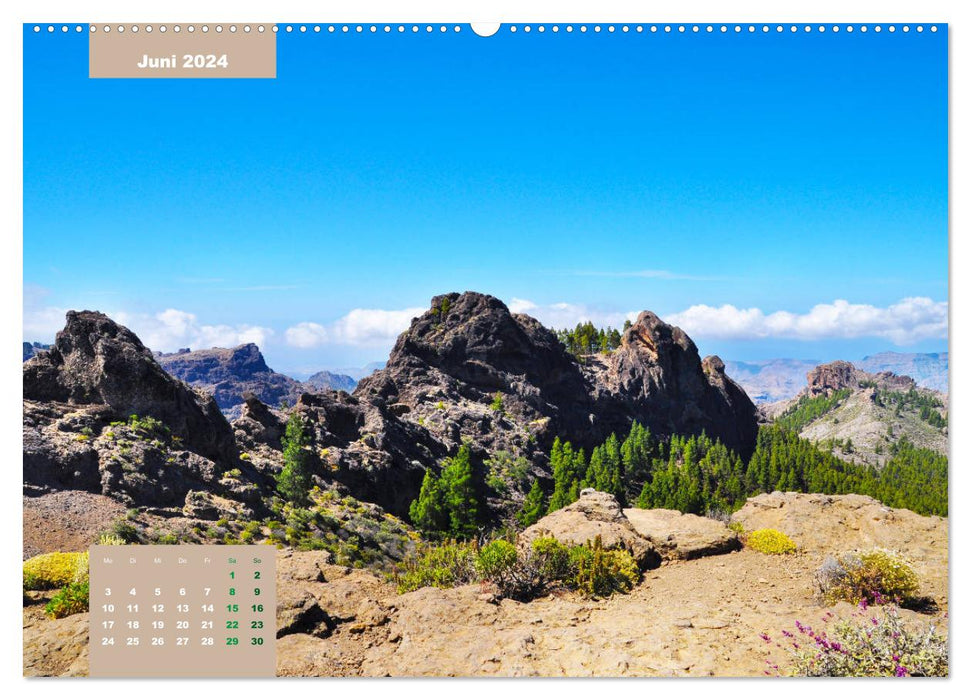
22, 285, 71, 341
285, 307, 425, 349
508, 298, 636, 330
23, 299, 275, 351
23, 305, 71, 341
285, 322, 328, 349
114, 309, 274, 351
665, 297, 948, 345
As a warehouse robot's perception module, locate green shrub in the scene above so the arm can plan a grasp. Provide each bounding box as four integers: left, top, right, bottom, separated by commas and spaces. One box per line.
816, 549, 921, 606
394, 540, 478, 593
779, 605, 947, 676
569, 536, 640, 597
531, 536, 572, 582
128, 414, 167, 435
23, 552, 88, 590
747, 528, 796, 555
476, 539, 518, 584
110, 519, 140, 543
727, 521, 745, 535
45, 580, 90, 619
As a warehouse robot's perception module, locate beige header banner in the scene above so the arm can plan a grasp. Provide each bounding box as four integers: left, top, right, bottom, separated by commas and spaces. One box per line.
89, 25, 276, 78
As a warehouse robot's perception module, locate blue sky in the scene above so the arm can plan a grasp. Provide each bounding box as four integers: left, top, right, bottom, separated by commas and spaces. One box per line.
24, 25, 948, 374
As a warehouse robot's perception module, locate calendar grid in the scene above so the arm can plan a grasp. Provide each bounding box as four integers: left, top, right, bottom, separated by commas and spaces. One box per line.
89, 545, 276, 677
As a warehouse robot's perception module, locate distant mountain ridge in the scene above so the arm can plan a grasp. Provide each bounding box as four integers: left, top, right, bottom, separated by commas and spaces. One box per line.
723, 358, 820, 403
22, 342, 50, 362
305, 370, 357, 392
857, 351, 948, 394
726, 351, 947, 403
155, 344, 306, 419
335, 362, 386, 381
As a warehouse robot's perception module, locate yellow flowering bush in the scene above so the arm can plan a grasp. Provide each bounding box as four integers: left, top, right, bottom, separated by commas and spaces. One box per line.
747, 528, 797, 555
23, 551, 89, 590
816, 549, 920, 606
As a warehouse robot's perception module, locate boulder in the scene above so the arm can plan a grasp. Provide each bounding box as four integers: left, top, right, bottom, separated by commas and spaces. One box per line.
730, 491, 948, 559
519, 489, 660, 569
623, 508, 740, 560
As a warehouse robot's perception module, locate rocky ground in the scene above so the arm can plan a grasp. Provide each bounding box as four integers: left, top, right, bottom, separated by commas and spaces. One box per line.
23, 491, 128, 559
23, 492, 948, 677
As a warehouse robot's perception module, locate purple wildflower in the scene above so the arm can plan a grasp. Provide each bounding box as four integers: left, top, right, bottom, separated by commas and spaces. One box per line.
895, 665, 909, 677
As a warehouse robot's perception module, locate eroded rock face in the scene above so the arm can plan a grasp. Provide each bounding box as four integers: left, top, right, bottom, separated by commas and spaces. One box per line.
589, 311, 759, 459
24, 311, 237, 464
520, 489, 660, 569
356, 292, 598, 447
345, 293, 759, 515
623, 508, 740, 560
22, 312, 266, 513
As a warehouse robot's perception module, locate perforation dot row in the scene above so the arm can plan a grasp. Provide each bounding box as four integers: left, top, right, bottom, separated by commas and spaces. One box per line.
33, 24, 941, 35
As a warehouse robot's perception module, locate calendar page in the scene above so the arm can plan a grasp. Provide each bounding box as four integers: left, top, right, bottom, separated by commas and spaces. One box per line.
88, 546, 276, 677
22, 18, 949, 679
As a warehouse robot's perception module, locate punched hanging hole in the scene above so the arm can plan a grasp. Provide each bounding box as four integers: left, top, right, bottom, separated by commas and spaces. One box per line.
470, 23, 500, 37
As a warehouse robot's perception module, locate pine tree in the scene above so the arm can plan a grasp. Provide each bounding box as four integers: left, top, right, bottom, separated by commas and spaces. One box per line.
409, 469, 448, 535
276, 413, 313, 505
441, 445, 479, 536
548, 438, 583, 513
517, 480, 546, 528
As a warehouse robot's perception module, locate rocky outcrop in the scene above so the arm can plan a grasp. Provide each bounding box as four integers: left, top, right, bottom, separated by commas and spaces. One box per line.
156, 343, 306, 420
23, 295, 761, 521
520, 489, 660, 569
23, 311, 265, 513
623, 508, 740, 560
356, 292, 598, 449
773, 361, 948, 466
589, 311, 759, 458
856, 351, 948, 395
345, 292, 758, 515
24, 311, 237, 464
290, 391, 448, 516
806, 360, 914, 397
